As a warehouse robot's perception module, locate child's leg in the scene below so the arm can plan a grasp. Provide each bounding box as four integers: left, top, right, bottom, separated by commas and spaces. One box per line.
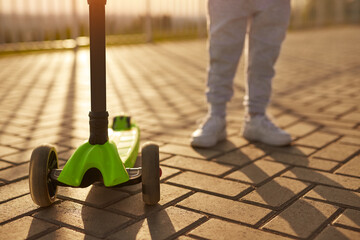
244, 1, 291, 115
191, 0, 249, 148
241, 1, 292, 147
206, 0, 249, 115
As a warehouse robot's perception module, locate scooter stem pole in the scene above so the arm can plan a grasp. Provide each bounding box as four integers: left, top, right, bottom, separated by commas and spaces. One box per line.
88, 0, 108, 145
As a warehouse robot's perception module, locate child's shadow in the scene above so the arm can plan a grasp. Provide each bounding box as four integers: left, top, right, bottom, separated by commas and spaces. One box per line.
245, 142, 359, 238
193, 139, 359, 238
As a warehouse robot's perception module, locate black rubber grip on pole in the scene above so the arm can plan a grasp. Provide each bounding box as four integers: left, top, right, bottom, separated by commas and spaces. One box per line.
89, 111, 109, 145
87, 0, 108, 145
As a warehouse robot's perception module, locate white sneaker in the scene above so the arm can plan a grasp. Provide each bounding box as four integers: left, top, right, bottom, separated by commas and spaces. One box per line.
242, 115, 291, 146
191, 115, 227, 148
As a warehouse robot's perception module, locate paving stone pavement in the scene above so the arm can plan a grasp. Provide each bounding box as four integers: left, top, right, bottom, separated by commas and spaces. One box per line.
0, 27, 359, 239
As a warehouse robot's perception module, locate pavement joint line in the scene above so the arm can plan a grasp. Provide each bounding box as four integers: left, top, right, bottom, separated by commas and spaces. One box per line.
258, 183, 317, 223
0, 193, 29, 205
0, 207, 39, 227
0, 175, 29, 185
281, 175, 360, 192
327, 149, 360, 173
217, 165, 246, 179
188, 212, 302, 240
248, 165, 294, 188
0, 158, 29, 166
25, 225, 60, 240
164, 215, 209, 240
233, 185, 256, 200
267, 161, 333, 174
160, 162, 237, 179
159, 168, 183, 182
56, 192, 129, 209
110, 186, 142, 195
295, 135, 342, 151
334, 172, 360, 180
239, 199, 277, 211
0, 161, 15, 170
223, 169, 278, 190
165, 181, 252, 201
335, 108, 358, 120
307, 207, 345, 240
111, 189, 195, 220
309, 156, 350, 164
175, 204, 262, 229
259, 227, 304, 240
333, 223, 360, 233
187, 233, 209, 240
103, 207, 139, 220
102, 192, 198, 238
260, 184, 316, 218
216, 154, 274, 179
0, 63, 53, 139
303, 196, 360, 211
32, 212, 108, 239
317, 101, 342, 113
278, 65, 360, 98
155, 44, 207, 72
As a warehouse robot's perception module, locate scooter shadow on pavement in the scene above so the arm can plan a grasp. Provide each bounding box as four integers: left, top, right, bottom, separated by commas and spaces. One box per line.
80, 164, 176, 239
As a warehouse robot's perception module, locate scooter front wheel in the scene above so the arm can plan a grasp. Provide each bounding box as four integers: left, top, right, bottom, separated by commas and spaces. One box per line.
29, 144, 58, 207
141, 143, 160, 205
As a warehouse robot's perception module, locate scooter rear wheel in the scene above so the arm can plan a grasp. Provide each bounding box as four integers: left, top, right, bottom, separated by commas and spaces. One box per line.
29, 144, 58, 207
141, 143, 160, 205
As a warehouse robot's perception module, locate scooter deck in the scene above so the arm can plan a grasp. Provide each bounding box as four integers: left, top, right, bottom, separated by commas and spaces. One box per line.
108, 125, 140, 168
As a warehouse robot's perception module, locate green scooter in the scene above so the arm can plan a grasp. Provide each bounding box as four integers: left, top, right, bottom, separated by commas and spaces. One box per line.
29, 0, 160, 207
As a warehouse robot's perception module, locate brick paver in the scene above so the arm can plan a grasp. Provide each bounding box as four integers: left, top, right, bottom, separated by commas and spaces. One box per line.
334, 209, 360, 231
188, 219, 291, 240
0, 27, 360, 239
312, 142, 359, 162
224, 160, 288, 185
34, 201, 130, 238
0, 179, 29, 203
0, 161, 12, 170
38, 228, 101, 240
161, 155, 234, 176
108, 206, 205, 240
336, 155, 360, 177
265, 151, 339, 171
107, 184, 191, 217
263, 198, 338, 238
168, 171, 250, 197
295, 131, 339, 148
241, 177, 310, 208
315, 226, 360, 240
283, 167, 360, 191
305, 185, 360, 208
0, 195, 38, 223
178, 192, 272, 225
57, 185, 130, 208
0, 216, 57, 240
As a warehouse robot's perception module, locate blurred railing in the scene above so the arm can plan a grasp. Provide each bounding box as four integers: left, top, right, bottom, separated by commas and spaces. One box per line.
0, 0, 359, 51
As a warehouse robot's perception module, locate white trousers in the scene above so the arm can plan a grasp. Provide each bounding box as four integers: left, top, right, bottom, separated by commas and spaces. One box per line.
206, 0, 291, 114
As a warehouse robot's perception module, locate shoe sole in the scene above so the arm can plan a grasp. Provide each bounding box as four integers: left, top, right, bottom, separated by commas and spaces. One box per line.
191, 130, 227, 148
242, 132, 291, 147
